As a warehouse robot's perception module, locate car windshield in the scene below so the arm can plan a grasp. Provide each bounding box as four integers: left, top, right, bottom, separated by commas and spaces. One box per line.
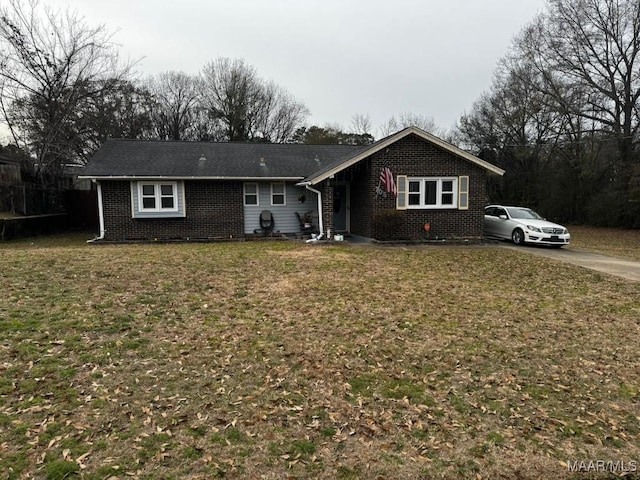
506, 207, 543, 220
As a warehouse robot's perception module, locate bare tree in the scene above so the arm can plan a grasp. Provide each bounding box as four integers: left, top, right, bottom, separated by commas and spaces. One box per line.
452, 0, 640, 226
378, 113, 440, 138
0, 0, 131, 183
516, 0, 640, 195
350, 113, 372, 136
458, 57, 565, 207
200, 58, 262, 141
254, 80, 309, 143
82, 79, 154, 149
146, 71, 201, 141
200, 57, 308, 142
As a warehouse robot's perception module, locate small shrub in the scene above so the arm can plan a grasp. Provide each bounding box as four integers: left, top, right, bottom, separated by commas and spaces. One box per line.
373, 209, 405, 240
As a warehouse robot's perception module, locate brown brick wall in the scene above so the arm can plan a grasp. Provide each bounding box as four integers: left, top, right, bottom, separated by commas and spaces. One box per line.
98, 134, 491, 242
100, 180, 244, 241
320, 182, 334, 236
348, 159, 373, 236
332, 133, 489, 240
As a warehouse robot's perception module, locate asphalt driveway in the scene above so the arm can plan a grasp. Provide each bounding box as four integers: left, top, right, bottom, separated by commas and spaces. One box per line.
499, 244, 640, 282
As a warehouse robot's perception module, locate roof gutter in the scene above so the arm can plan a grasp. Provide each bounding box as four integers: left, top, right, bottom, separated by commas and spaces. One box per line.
77, 175, 306, 181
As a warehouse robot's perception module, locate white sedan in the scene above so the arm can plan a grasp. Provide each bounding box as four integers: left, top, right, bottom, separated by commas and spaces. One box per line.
484, 205, 570, 247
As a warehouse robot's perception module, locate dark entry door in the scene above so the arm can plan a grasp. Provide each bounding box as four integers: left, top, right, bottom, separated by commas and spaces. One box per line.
333, 184, 349, 232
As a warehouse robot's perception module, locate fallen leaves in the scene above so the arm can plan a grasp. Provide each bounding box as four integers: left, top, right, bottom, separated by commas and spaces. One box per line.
0, 241, 639, 479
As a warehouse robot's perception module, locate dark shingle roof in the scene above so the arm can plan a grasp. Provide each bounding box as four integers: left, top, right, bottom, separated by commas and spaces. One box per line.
82, 128, 505, 182
81, 139, 361, 179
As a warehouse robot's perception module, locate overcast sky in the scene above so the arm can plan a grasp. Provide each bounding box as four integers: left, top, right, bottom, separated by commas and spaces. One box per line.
40, 0, 545, 136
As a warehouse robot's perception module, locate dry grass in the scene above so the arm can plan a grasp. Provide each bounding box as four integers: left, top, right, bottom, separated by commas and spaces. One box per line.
568, 225, 640, 260
0, 233, 639, 479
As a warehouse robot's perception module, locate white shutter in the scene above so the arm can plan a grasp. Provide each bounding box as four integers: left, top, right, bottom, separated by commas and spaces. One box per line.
458, 176, 469, 210
396, 175, 407, 209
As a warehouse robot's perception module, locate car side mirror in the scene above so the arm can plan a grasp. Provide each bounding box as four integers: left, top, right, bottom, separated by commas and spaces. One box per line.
499, 214, 507, 220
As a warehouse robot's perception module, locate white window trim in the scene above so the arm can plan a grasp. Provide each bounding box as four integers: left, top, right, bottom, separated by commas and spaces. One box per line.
138, 181, 179, 212
407, 177, 458, 209
244, 182, 259, 206
270, 182, 286, 206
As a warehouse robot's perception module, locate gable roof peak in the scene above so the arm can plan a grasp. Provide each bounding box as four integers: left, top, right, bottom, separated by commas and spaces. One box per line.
304, 125, 505, 184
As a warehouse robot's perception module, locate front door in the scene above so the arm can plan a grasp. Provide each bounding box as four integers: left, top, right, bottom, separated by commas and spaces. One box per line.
333, 183, 349, 232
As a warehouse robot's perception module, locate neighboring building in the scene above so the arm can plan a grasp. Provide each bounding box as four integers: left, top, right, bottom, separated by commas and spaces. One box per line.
0, 154, 21, 180
79, 127, 504, 242
0, 154, 22, 214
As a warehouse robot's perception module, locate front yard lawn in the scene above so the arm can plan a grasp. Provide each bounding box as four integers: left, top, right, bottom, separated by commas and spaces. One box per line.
0, 236, 638, 479
568, 225, 640, 261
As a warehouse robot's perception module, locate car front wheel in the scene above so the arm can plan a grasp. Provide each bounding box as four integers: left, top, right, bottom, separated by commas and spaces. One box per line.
512, 228, 525, 245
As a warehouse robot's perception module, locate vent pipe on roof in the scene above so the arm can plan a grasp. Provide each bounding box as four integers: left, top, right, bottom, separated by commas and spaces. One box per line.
260, 157, 266, 167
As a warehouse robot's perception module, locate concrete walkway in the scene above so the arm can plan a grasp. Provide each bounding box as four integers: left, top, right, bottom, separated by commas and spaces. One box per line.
499, 244, 640, 282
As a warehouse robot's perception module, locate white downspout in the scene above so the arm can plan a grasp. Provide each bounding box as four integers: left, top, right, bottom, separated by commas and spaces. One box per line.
88, 181, 105, 242
304, 184, 324, 242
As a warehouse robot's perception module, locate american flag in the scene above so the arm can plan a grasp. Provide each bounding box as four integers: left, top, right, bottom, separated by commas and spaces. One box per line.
379, 164, 397, 197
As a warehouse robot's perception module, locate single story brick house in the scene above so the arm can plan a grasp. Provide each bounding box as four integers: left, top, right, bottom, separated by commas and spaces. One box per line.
79, 126, 504, 242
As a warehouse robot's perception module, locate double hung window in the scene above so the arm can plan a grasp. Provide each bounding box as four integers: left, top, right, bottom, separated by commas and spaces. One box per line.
397, 175, 468, 210
406, 177, 458, 209
244, 183, 259, 206
271, 182, 286, 205
138, 182, 178, 212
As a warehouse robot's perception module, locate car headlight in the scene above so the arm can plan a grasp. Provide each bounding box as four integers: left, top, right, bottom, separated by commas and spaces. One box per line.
527, 225, 542, 233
